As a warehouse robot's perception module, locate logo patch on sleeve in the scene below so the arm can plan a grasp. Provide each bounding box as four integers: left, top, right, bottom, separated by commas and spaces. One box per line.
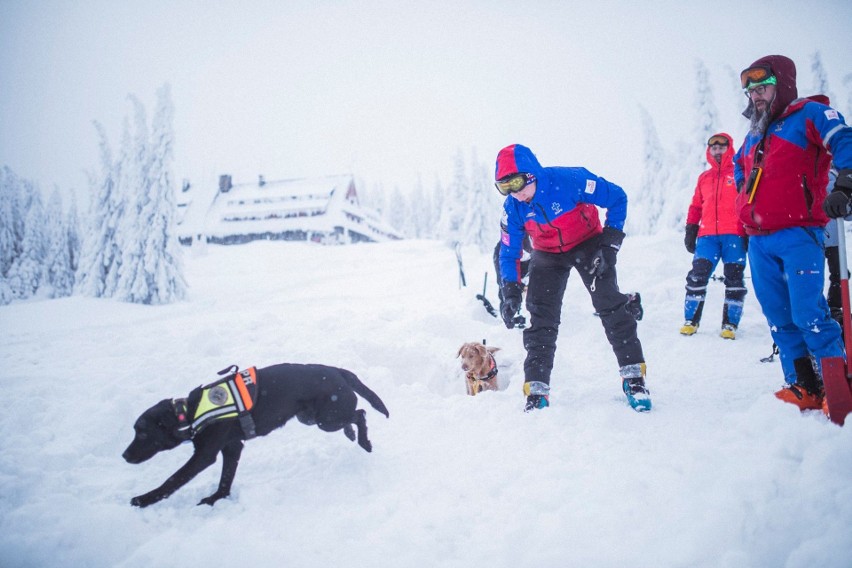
501, 232, 510, 245
585, 179, 597, 194
825, 109, 839, 121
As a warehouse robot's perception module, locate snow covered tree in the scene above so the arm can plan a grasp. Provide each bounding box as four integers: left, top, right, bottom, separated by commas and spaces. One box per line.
426, 176, 445, 240
76, 121, 122, 298
407, 175, 434, 239
810, 51, 836, 105
693, 60, 719, 171
461, 148, 500, 252
8, 184, 47, 299
0, 166, 23, 279
115, 84, 186, 304
77, 84, 186, 304
437, 149, 468, 244
43, 188, 75, 298
113, 97, 150, 301
628, 106, 670, 235
66, 188, 81, 275
386, 186, 410, 237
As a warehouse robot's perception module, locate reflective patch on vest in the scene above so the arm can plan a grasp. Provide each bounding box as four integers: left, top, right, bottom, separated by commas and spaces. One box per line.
208, 386, 229, 406
585, 179, 596, 194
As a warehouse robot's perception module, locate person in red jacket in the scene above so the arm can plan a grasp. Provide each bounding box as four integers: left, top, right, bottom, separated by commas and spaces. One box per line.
680, 133, 748, 338
734, 54, 852, 410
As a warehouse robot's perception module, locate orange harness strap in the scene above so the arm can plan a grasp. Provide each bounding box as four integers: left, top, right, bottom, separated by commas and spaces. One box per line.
234, 367, 257, 412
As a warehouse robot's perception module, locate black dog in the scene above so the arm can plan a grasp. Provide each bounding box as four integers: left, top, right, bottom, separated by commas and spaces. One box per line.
123, 363, 389, 508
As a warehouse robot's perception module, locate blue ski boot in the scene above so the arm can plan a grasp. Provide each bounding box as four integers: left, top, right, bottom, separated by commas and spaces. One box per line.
620, 364, 652, 412
523, 381, 550, 412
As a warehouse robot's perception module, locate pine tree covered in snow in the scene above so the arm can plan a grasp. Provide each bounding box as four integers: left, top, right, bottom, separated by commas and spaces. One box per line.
0, 166, 23, 279
113, 96, 150, 302
76, 121, 122, 298
810, 51, 836, 105
437, 150, 468, 244
43, 188, 75, 298
386, 186, 410, 238
66, 189, 81, 276
77, 85, 186, 304
628, 106, 670, 235
0, 167, 23, 304
0, 168, 78, 304
460, 148, 501, 253
430, 179, 446, 239
693, 60, 719, 168
116, 85, 187, 304
8, 185, 47, 299
407, 175, 436, 239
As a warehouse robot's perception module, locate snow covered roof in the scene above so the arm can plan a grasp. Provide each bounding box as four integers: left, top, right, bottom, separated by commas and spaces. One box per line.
177, 174, 401, 245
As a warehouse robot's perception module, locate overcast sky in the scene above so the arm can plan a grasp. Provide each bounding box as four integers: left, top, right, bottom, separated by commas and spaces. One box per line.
1, 0, 851, 203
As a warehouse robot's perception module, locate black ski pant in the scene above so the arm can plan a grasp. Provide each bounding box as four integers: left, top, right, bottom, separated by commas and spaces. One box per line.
522, 236, 644, 386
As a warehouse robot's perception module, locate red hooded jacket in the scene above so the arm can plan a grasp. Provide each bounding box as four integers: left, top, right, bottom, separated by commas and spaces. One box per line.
734, 54, 852, 234
686, 132, 744, 237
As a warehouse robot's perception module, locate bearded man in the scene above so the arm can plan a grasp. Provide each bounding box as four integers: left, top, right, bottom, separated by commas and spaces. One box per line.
734, 54, 852, 411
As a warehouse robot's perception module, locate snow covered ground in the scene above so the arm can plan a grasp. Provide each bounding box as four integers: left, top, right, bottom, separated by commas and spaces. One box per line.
1, 233, 850, 568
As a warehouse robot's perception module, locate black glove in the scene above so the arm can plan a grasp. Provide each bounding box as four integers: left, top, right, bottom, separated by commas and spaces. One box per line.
589, 226, 625, 278
835, 168, 852, 193
500, 281, 524, 329
684, 224, 699, 254
823, 170, 852, 218
823, 191, 851, 219
600, 225, 625, 250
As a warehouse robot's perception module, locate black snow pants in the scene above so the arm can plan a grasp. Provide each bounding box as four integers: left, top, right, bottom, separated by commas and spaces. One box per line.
523, 235, 645, 386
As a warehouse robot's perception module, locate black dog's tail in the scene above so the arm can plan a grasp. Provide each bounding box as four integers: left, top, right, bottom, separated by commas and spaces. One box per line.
341, 370, 390, 418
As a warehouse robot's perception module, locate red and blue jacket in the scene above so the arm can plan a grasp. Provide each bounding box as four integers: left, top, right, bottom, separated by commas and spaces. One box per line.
734, 94, 852, 234
496, 144, 628, 283
687, 132, 745, 237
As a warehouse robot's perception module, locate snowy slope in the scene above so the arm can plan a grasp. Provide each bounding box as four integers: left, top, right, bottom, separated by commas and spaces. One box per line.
1, 235, 851, 568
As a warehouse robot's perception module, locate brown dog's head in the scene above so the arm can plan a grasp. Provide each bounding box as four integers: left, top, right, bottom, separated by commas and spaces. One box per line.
456, 342, 500, 376
122, 399, 187, 464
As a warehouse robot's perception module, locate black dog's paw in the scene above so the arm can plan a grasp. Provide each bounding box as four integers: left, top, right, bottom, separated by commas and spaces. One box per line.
131, 495, 151, 508
343, 424, 356, 441
198, 491, 229, 506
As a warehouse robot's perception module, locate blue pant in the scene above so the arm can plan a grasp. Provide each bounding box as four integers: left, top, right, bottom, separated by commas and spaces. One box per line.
748, 227, 844, 383
684, 235, 747, 326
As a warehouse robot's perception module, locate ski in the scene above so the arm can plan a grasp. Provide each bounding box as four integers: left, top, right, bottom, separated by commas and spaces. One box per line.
821, 218, 852, 426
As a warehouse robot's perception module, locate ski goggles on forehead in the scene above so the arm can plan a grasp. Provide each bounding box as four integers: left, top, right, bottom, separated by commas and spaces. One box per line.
495, 172, 535, 196
740, 65, 777, 90
707, 135, 728, 147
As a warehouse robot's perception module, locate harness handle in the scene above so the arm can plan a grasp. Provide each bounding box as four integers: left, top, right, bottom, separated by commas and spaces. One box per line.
217, 364, 239, 376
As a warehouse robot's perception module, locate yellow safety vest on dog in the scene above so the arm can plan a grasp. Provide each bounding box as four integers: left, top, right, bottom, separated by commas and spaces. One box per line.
192, 367, 258, 437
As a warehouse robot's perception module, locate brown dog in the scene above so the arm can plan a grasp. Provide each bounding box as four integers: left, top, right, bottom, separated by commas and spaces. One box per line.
456, 342, 501, 396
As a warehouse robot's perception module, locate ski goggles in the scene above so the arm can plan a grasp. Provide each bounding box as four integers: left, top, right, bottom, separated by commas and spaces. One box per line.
707, 135, 729, 147
495, 172, 535, 196
740, 65, 777, 92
